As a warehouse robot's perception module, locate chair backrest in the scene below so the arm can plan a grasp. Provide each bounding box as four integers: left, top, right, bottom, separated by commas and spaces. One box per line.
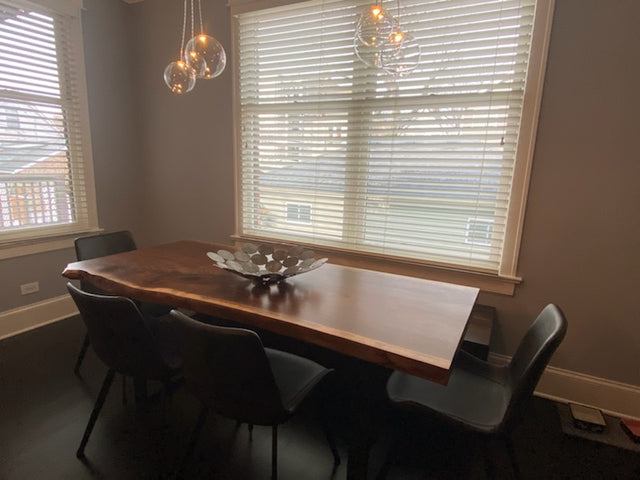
168, 310, 287, 425
75, 231, 137, 294
67, 282, 173, 380
75, 230, 137, 261
504, 303, 567, 432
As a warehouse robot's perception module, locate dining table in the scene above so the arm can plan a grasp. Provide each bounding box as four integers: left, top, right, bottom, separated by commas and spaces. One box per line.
62, 239, 479, 479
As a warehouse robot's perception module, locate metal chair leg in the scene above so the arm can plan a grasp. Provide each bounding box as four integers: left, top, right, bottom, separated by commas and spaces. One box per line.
76, 368, 115, 458
272, 424, 278, 480
505, 435, 521, 479
178, 405, 209, 473
74, 333, 90, 375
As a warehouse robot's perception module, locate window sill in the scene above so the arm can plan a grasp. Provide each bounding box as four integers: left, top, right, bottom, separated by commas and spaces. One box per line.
231, 235, 521, 295
0, 229, 102, 260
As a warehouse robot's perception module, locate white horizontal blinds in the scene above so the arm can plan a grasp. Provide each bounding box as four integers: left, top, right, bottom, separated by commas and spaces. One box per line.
0, 0, 90, 241
237, 0, 535, 272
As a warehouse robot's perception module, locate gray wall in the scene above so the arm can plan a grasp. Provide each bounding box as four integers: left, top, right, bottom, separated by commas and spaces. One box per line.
129, 0, 235, 247
0, 0, 638, 388
480, 0, 640, 385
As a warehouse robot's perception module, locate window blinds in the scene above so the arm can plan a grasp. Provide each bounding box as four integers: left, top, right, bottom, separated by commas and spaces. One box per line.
236, 0, 541, 274
0, 0, 93, 242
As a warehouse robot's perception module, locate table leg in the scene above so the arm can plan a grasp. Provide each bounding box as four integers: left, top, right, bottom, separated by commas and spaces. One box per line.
327, 356, 391, 480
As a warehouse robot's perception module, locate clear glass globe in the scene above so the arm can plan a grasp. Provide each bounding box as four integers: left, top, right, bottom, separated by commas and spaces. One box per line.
356, 5, 396, 47
381, 31, 421, 75
184, 35, 226, 79
354, 36, 386, 68
163, 60, 196, 94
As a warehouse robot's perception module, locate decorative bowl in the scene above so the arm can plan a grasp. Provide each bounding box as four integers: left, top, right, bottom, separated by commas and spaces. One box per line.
207, 243, 328, 286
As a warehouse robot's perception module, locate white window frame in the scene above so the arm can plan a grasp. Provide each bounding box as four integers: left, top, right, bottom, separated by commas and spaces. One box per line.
230, 0, 555, 295
0, 0, 98, 259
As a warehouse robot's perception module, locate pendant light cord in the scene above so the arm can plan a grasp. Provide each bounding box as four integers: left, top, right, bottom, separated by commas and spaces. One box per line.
197, 0, 204, 35
190, 0, 195, 40
179, 0, 187, 59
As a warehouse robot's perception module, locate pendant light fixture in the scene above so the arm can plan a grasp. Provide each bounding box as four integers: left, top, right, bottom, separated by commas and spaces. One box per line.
354, 0, 420, 75
164, 0, 196, 94
164, 0, 226, 95
356, 4, 396, 47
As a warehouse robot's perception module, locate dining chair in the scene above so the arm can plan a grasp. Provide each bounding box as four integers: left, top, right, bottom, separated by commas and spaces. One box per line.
73, 230, 170, 374
379, 303, 567, 479
67, 282, 182, 458
167, 309, 341, 480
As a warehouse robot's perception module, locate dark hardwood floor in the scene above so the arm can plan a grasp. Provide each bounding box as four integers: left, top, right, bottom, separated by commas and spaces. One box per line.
1, 315, 638, 479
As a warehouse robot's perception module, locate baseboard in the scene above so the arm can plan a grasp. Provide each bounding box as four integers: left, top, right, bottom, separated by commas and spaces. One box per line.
0, 295, 78, 341
490, 353, 640, 421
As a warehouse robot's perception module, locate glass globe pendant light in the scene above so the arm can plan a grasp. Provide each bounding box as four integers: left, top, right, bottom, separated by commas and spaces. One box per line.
183, 0, 226, 80
163, 0, 226, 94
353, 0, 421, 76
381, 30, 421, 75
184, 34, 226, 79
354, 36, 385, 68
164, 60, 196, 94
356, 4, 396, 47
163, 0, 196, 94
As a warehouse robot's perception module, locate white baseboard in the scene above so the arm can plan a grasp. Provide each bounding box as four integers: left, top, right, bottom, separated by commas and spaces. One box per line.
1, 299, 639, 420
0, 294, 78, 341
490, 353, 640, 420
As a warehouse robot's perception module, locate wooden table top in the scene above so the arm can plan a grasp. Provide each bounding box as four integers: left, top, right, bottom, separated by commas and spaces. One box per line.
63, 240, 479, 384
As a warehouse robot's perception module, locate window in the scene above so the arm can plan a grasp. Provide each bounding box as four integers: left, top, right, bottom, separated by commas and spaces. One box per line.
286, 202, 312, 224
465, 218, 494, 247
232, 0, 553, 288
0, 0, 96, 247
3, 107, 19, 129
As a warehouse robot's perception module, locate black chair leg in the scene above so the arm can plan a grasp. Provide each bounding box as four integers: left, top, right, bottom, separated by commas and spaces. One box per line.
74, 333, 90, 375
272, 424, 278, 480
482, 439, 496, 479
505, 435, 521, 479
76, 368, 115, 458
178, 405, 208, 473
375, 431, 401, 480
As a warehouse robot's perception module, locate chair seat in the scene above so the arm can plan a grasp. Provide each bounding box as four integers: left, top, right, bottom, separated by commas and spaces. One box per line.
386, 351, 510, 434
265, 347, 331, 413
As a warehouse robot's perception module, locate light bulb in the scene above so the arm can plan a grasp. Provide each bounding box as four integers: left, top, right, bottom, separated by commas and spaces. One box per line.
163, 60, 196, 94
381, 31, 421, 75
184, 34, 226, 79
356, 5, 396, 47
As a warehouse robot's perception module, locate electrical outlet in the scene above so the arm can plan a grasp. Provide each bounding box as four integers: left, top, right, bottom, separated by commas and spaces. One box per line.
20, 281, 39, 295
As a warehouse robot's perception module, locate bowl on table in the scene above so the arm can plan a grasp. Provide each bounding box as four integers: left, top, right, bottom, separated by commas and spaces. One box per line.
207, 243, 328, 286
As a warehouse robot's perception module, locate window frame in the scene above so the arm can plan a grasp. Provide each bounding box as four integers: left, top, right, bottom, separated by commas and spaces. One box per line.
0, 0, 98, 259
230, 0, 555, 295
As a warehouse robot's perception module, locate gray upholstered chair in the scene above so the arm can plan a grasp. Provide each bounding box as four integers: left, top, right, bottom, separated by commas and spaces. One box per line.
67, 282, 182, 458
167, 309, 340, 480
73, 230, 170, 374
380, 304, 567, 478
